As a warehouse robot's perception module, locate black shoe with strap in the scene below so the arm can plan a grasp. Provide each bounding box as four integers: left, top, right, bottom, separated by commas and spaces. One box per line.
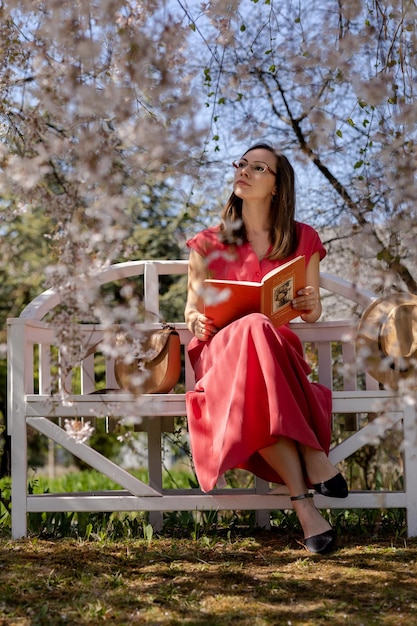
290, 493, 336, 555
312, 472, 348, 498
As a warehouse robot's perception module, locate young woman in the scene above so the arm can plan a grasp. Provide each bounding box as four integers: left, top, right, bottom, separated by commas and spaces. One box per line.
184, 143, 348, 554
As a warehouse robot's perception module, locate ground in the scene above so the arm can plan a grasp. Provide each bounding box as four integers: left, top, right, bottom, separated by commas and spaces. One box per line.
1, 530, 416, 625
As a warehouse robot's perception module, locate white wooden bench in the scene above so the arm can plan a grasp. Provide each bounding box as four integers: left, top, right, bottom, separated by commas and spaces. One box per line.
7, 260, 417, 538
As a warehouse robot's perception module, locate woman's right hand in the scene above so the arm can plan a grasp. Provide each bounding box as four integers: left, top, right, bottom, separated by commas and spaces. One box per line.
185, 249, 218, 341
192, 313, 217, 341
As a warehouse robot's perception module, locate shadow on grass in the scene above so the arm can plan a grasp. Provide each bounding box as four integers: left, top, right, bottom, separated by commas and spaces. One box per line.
0, 528, 416, 625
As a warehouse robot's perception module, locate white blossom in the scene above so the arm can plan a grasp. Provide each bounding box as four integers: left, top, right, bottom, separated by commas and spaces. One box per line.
64, 419, 95, 444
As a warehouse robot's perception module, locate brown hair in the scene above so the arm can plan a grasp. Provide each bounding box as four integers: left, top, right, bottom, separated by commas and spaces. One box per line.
220, 143, 297, 260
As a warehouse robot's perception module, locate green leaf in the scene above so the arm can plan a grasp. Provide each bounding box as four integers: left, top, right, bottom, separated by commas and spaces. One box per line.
354, 160, 364, 169
269, 64, 276, 73
85, 523, 93, 540
336, 129, 343, 138
240, 24, 246, 32
347, 118, 355, 127
143, 523, 153, 547
189, 23, 196, 32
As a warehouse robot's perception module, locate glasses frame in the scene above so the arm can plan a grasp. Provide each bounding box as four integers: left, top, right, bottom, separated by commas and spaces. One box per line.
232, 159, 277, 176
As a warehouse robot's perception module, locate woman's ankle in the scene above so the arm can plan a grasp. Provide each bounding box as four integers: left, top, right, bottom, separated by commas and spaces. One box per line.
292, 497, 332, 539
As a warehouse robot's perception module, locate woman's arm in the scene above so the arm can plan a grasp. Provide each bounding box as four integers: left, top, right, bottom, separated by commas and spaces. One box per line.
291, 251, 322, 323
184, 249, 217, 339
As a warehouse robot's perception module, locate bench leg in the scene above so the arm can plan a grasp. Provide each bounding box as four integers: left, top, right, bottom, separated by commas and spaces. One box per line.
147, 420, 164, 532
403, 404, 417, 538
255, 477, 271, 529
11, 416, 28, 539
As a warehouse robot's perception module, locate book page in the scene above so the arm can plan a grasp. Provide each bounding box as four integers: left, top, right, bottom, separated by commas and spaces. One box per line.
272, 277, 294, 313
261, 256, 305, 327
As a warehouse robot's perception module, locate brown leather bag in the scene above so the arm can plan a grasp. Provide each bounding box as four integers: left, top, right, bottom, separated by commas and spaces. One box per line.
114, 325, 181, 394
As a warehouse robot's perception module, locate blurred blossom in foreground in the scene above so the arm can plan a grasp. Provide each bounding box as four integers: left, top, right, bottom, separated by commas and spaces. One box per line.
64, 419, 95, 444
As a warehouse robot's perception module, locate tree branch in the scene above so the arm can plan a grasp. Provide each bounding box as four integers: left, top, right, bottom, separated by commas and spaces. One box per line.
258, 71, 417, 292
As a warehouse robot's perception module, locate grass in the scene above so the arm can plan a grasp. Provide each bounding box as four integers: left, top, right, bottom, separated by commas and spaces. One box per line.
1, 471, 417, 624
1, 531, 417, 625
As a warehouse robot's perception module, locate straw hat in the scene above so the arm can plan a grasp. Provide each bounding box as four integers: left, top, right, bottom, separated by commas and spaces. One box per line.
357, 293, 417, 390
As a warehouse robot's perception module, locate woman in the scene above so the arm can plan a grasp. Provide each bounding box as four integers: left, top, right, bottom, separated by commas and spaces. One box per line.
184, 143, 348, 554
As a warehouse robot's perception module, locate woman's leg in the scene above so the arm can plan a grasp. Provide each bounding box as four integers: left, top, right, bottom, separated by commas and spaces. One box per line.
298, 444, 339, 485
259, 437, 332, 540
298, 443, 348, 498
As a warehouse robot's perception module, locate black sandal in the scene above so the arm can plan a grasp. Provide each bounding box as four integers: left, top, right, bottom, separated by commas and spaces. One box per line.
312, 472, 348, 498
290, 493, 336, 555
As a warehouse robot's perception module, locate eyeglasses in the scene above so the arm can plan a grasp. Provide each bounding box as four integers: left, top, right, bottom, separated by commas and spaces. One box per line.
232, 159, 276, 176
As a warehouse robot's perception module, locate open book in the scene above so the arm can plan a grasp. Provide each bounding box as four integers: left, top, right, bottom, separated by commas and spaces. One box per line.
203, 255, 306, 329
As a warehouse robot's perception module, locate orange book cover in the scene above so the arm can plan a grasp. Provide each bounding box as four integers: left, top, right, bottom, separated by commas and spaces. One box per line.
203, 255, 306, 329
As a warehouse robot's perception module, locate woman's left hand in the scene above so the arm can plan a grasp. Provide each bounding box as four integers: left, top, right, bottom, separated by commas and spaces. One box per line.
292, 286, 318, 313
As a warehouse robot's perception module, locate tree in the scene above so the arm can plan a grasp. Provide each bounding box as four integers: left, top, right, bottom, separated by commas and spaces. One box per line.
185, 0, 417, 294
0, 182, 193, 473
0, 1, 203, 280
3, 0, 416, 320
0, 205, 58, 474
0, 0, 213, 474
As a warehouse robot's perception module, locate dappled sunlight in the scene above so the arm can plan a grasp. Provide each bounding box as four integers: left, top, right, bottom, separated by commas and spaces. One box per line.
0, 535, 416, 625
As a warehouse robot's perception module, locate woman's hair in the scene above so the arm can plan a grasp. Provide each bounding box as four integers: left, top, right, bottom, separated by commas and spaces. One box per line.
220, 143, 297, 260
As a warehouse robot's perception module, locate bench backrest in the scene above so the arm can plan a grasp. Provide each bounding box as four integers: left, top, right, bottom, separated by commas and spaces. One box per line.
9, 260, 378, 397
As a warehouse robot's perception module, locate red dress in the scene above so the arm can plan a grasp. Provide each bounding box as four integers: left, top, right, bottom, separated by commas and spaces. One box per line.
185, 222, 332, 493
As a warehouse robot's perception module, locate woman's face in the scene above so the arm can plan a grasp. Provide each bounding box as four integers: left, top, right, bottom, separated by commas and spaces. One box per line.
233, 148, 277, 202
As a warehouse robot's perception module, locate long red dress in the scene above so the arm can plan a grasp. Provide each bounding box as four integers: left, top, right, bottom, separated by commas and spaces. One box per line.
185, 222, 332, 493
